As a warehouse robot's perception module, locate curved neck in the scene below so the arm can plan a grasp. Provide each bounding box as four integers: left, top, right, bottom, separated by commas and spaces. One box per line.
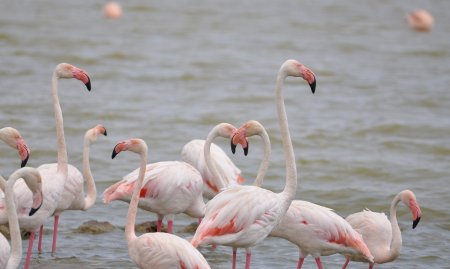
125, 150, 148, 243
204, 126, 230, 191
253, 128, 271, 187
382, 193, 402, 263
3, 175, 22, 268
276, 73, 297, 201
52, 73, 68, 176
82, 136, 96, 210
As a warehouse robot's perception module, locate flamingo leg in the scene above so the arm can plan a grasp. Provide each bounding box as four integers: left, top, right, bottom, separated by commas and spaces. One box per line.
24, 230, 35, 269
245, 249, 252, 269
315, 257, 323, 269
38, 225, 44, 253
297, 257, 305, 269
232, 248, 237, 269
369, 264, 374, 269
156, 215, 163, 232
52, 215, 59, 254
341, 258, 350, 269
198, 217, 202, 225
167, 220, 173, 234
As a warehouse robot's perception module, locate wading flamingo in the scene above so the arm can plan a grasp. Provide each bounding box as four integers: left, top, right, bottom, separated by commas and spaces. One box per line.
0, 167, 43, 269
190, 59, 316, 269
111, 138, 211, 269
181, 139, 245, 199
232, 120, 374, 269
342, 189, 422, 269
17, 63, 90, 269
102, 156, 205, 233
38, 124, 107, 253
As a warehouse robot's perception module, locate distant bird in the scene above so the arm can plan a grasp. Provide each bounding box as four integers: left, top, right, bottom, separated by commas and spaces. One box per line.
38, 124, 107, 253
102, 158, 205, 233
0, 167, 43, 269
20, 63, 91, 269
181, 139, 245, 199
342, 189, 422, 269
111, 138, 211, 269
232, 120, 374, 269
407, 9, 434, 32
191, 59, 316, 269
0, 127, 30, 168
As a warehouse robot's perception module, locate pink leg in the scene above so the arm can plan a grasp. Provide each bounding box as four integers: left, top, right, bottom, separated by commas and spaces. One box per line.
341, 258, 350, 269
369, 264, 374, 269
232, 248, 237, 269
24, 230, 35, 269
198, 217, 202, 225
315, 257, 323, 269
297, 257, 305, 269
156, 219, 163, 232
245, 249, 252, 269
52, 215, 60, 254
38, 225, 44, 253
167, 220, 173, 234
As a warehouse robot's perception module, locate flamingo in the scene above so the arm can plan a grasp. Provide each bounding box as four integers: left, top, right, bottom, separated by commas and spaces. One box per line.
0, 167, 43, 269
11, 63, 90, 269
231, 120, 374, 269
38, 124, 107, 254
190, 59, 316, 269
102, 155, 205, 234
111, 138, 211, 269
181, 139, 245, 199
341, 189, 422, 269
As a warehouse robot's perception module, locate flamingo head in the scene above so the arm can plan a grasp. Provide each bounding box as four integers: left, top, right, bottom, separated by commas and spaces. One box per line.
0, 127, 30, 167
231, 125, 252, 156
112, 138, 147, 159
281, 59, 316, 93
86, 124, 107, 143
10, 167, 43, 216
55, 63, 91, 91
400, 190, 422, 229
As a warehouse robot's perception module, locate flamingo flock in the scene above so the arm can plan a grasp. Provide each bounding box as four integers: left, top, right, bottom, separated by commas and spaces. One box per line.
0, 59, 424, 269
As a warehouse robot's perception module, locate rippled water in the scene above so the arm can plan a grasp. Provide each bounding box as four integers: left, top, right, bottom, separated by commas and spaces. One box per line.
1, 0, 449, 268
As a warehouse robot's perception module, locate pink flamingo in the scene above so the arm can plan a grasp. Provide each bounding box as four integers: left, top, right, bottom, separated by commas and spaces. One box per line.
102, 155, 205, 234
190, 59, 316, 269
17, 63, 90, 269
231, 120, 374, 269
111, 138, 211, 269
342, 189, 422, 269
0, 167, 43, 269
38, 124, 107, 253
181, 139, 245, 199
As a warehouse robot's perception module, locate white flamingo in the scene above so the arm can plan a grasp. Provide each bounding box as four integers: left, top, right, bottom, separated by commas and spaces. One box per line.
342, 189, 422, 269
111, 138, 211, 269
190, 59, 316, 269
181, 139, 245, 199
232, 120, 374, 269
14, 63, 91, 269
0, 167, 43, 269
38, 124, 107, 253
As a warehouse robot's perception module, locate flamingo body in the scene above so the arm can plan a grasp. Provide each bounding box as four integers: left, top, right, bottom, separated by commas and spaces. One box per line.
181, 139, 244, 199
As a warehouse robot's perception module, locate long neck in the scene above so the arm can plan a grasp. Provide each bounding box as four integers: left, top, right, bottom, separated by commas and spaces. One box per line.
379, 193, 402, 263
52, 73, 68, 176
253, 128, 271, 187
81, 136, 96, 210
204, 128, 226, 191
3, 175, 22, 269
125, 150, 148, 243
276, 73, 297, 201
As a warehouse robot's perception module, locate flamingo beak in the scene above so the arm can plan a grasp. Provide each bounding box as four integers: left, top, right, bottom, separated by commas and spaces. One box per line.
243, 142, 249, 156
112, 148, 119, 159
231, 140, 236, 154
21, 155, 29, 168
85, 78, 91, 91
412, 217, 421, 229
309, 79, 316, 94
29, 203, 42, 216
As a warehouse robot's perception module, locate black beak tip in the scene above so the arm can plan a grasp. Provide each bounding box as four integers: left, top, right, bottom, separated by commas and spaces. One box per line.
85, 79, 91, 91
29, 204, 42, 216
103, 129, 108, 136
243, 146, 248, 156
230, 140, 236, 154
21, 155, 29, 168
413, 217, 421, 229
112, 149, 118, 159
310, 79, 316, 94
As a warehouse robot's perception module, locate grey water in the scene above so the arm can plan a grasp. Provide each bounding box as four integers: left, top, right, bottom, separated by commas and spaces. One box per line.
0, 0, 449, 268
